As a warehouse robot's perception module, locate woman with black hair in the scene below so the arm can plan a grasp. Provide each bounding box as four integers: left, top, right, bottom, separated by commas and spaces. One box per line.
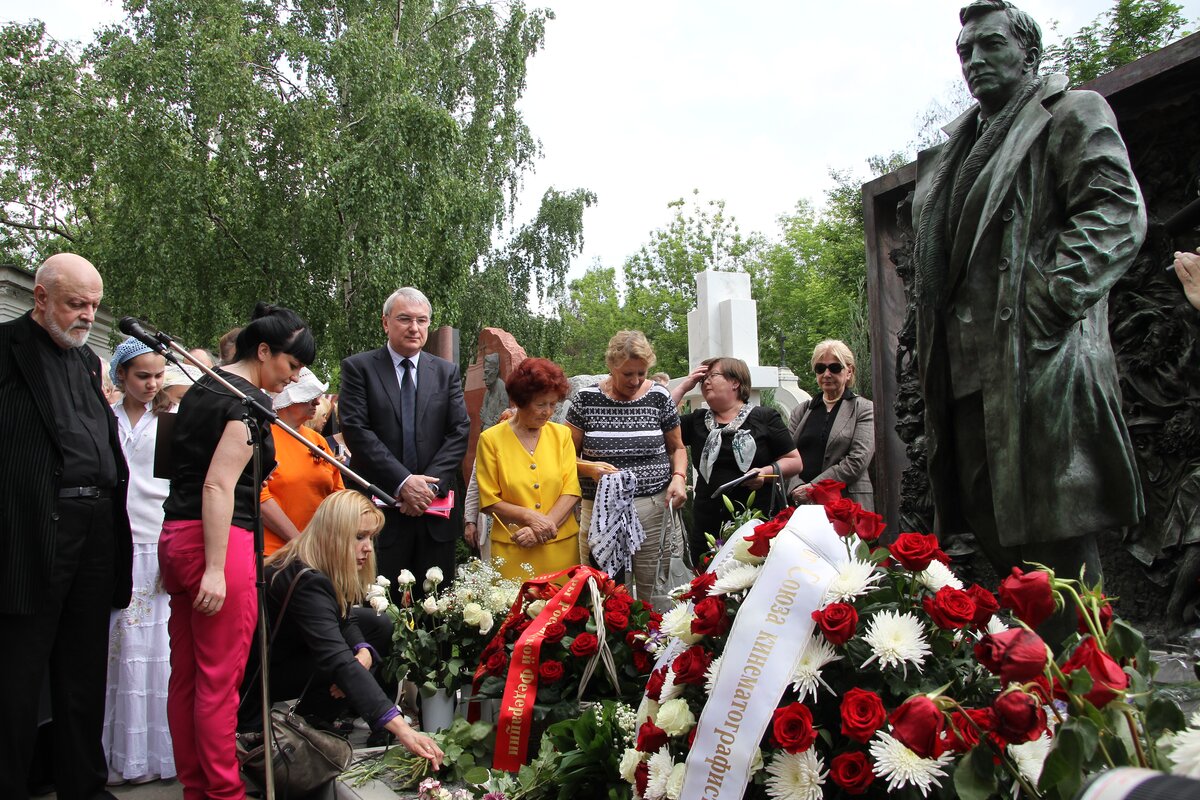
159, 302, 315, 800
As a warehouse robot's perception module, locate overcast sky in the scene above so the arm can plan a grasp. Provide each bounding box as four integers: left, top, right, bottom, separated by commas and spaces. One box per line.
5, 0, 1198, 279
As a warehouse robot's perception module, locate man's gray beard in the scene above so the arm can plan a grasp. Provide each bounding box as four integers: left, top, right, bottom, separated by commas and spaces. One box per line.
44, 316, 91, 349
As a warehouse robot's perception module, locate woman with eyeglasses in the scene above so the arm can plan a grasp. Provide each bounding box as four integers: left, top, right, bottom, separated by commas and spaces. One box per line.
259, 368, 346, 556
673, 357, 802, 562
787, 340, 875, 510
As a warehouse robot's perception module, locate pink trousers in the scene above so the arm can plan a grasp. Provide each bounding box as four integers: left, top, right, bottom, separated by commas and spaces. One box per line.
159, 520, 257, 800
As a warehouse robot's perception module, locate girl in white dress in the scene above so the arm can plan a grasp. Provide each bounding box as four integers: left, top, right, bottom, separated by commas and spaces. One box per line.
102, 338, 176, 785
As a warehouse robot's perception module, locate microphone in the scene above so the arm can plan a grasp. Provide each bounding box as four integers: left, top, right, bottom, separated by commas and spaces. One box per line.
118, 317, 170, 355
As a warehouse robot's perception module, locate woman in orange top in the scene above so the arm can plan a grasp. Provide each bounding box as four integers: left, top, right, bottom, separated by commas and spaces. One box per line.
260, 368, 345, 554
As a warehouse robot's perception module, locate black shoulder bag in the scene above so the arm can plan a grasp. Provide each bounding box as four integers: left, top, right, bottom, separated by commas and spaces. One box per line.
236, 567, 354, 796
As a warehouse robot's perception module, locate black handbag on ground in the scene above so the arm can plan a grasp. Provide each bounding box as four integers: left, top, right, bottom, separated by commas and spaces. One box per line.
236, 567, 353, 796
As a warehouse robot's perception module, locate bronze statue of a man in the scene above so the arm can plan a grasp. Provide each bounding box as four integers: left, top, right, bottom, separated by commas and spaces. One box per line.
912, 1, 1146, 606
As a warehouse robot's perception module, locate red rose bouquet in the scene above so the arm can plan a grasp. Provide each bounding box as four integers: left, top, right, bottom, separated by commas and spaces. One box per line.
471, 564, 658, 770
621, 482, 1190, 800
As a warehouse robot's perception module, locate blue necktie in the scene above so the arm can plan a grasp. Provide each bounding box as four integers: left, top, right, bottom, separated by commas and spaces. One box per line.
400, 358, 417, 467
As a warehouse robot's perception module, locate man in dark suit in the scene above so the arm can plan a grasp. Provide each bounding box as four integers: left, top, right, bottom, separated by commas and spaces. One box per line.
340, 287, 470, 598
0, 253, 133, 800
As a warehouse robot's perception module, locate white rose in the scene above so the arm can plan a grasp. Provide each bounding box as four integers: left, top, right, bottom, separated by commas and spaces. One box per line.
425, 566, 445, 585
526, 599, 547, 620
619, 748, 644, 783
436, 596, 452, 614
666, 762, 686, 800
731, 534, 765, 565
374, 574, 391, 588
637, 698, 660, 726
478, 611, 495, 635
421, 597, 439, 615
397, 569, 416, 587
462, 602, 484, 626
655, 698, 696, 737
369, 595, 389, 614
750, 747, 764, 774
365, 585, 386, 601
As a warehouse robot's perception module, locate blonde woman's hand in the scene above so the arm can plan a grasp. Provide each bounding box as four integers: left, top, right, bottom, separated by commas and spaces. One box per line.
390, 719, 445, 770
578, 460, 618, 481
665, 474, 688, 509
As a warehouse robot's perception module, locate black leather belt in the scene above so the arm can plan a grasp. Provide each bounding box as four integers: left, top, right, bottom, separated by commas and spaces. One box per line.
57, 486, 111, 499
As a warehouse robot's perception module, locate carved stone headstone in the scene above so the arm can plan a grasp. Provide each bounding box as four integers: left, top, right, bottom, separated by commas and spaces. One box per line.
463, 328, 527, 476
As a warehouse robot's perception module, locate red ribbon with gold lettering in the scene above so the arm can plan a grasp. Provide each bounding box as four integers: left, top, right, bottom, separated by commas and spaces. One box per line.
480, 565, 607, 771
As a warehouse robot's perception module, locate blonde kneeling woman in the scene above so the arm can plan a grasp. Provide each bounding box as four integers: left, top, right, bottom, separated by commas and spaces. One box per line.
237, 490, 442, 768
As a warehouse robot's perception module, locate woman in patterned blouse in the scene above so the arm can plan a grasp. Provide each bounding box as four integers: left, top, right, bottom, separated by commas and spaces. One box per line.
566, 331, 688, 601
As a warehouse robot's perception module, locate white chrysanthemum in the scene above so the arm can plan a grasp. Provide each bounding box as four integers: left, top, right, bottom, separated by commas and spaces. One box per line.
645, 747, 675, 800
860, 610, 930, 677
526, 599, 547, 619
1190, 710, 1200, 727
619, 748, 644, 784
823, 559, 884, 605
368, 595, 389, 614
666, 762, 686, 800
705, 653, 724, 694
985, 616, 1010, 635
731, 535, 766, 565
712, 561, 762, 595
1168, 725, 1200, 779
658, 667, 682, 703
1008, 732, 1052, 785
656, 698, 696, 736
916, 560, 963, 592
791, 633, 843, 701
661, 604, 702, 644
869, 732, 954, 795
764, 749, 826, 800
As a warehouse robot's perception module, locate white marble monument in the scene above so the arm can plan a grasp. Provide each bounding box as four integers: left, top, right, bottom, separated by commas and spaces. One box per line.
681, 270, 809, 413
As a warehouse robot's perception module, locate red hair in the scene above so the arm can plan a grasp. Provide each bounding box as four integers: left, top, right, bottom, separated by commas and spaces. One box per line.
506, 358, 570, 407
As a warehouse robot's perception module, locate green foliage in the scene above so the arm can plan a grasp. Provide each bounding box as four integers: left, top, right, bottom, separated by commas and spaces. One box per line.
542, 701, 635, 800
1, 2, 589, 369
560, 191, 758, 378
1043, 1, 1192, 86
344, 717, 494, 790
749, 156, 905, 399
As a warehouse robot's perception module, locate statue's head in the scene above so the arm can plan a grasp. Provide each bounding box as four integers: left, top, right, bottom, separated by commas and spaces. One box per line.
957, 1, 1042, 115
483, 352, 500, 387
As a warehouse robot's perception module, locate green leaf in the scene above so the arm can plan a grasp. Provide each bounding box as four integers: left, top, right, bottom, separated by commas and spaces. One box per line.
463, 765, 491, 785
1039, 725, 1084, 800
953, 745, 998, 800
1145, 695, 1187, 737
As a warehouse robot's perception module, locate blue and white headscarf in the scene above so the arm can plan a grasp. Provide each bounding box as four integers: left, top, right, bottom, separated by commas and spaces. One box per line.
109, 337, 154, 385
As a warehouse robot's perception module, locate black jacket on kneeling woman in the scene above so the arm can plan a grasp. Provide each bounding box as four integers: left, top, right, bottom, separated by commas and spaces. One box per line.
238, 560, 397, 731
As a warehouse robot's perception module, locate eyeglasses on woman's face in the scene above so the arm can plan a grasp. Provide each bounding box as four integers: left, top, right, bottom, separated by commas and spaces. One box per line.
703, 371, 726, 382
813, 362, 845, 375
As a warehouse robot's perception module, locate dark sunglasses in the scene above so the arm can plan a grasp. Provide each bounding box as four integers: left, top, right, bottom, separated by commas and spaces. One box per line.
813, 362, 845, 375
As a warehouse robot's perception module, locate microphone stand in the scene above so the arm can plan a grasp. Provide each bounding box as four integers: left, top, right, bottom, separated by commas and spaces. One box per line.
146, 331, 396, 800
